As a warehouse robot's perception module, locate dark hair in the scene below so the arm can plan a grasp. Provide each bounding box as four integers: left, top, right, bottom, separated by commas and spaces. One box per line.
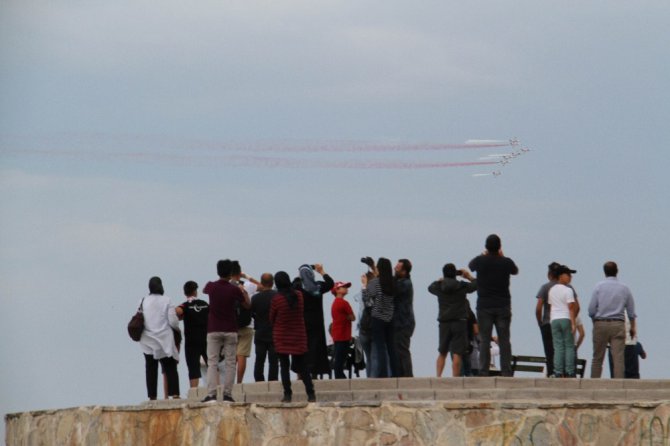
485, 234, 501, 253
148, 276, 164, 295
603, 261, 618, 277
231, 260, 242, 277
275, 271, 298, 308
442, 263, 457, 279
377, 257, 395, 295
398, 258, 412, 277
217, 259, 233, 278
183, 280, 198, 296
547, 262, 561, 279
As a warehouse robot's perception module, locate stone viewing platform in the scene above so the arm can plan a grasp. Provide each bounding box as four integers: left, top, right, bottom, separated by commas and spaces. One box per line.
6, 377, 670, 445
206, 376, 670, 404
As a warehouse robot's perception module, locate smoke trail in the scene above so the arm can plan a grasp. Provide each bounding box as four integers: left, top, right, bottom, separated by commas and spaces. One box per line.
1, 148, 501, 170
230, 156, 501, 169
1, 133, 514, 154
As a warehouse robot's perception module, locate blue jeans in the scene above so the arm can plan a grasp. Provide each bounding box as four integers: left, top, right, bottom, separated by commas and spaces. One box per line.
477, 307, 512, 376
551, 319, 575, 376
370, 317, 397, 378
358, 331, 372, 376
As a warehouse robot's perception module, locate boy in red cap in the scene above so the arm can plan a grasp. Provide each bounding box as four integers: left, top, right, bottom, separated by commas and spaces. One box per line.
331, 281, 355, 379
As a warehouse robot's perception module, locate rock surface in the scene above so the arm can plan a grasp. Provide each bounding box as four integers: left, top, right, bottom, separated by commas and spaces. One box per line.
6, 378, 670, 445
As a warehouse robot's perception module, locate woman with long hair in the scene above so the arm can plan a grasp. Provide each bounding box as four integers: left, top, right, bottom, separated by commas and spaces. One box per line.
138, 276, 180, 399
270, 271, 316, 402
361, 257, 397, 377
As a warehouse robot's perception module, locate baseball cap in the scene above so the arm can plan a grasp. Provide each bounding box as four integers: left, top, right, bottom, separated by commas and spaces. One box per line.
331, 281, 352, 294
556, 265, 577, 276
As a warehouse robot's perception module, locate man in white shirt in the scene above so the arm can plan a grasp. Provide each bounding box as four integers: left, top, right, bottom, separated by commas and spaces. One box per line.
548, 265, 577, 378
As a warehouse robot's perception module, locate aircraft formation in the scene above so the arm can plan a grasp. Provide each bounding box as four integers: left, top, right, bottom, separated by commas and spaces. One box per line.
1, 134, 530, 173
471, 138, 532, 178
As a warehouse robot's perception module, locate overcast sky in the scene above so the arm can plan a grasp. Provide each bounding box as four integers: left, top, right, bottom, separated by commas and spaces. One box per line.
2, 0, 669, 432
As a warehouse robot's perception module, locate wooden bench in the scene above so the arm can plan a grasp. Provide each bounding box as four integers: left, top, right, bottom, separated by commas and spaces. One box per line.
512, 355, 587, 378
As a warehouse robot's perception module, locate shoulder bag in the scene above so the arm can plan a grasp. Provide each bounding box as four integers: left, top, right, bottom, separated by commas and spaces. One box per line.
128, 298, 145, 342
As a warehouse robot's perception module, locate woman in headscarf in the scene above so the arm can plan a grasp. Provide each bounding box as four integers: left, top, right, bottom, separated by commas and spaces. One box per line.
138, 276, 180, 399
297, 263, 334, 378
361, 257, 397, 378
270, 271, 316, 402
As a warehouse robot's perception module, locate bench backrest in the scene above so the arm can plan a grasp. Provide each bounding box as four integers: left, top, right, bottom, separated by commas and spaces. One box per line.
512, 355, 588, 378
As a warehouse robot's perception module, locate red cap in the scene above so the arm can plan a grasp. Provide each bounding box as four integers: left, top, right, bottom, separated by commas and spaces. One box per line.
331, 281, 352, 295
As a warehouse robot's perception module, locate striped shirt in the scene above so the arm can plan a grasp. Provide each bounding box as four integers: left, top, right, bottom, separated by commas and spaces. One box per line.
362, 278, 394, 322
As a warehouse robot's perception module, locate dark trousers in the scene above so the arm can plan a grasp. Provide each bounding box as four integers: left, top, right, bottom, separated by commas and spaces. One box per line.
184, 342, 207, 380
254, 340, 279, 382
539, 323, 554, 377
144, 354, 179, 399
608, 344, 642, 379
278, 353, 314, 396
394, 326, 414, 377
477, 307, 512, 376
333, 341, 350, 379
371, 317, 398, 378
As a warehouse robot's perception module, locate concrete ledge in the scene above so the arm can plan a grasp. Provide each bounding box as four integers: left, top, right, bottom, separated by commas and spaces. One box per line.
580, 378, 625, 389
187, 377, 670, 405
350, 377, 397, 390
464, 377, 496, 388
431, 377, 464, 389
314, 379, 351, 391
494, 377, 533, 388
534, 377, 581, 388
397, 377, 432, 389
623, 379, 670, 389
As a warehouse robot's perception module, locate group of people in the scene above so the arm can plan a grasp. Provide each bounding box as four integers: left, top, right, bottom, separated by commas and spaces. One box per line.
135, 233, 643, 402
136, 256, 416, 402
430, 234, 641, 380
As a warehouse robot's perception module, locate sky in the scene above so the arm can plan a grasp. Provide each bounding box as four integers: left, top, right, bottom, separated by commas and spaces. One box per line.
1, 0, 669, 435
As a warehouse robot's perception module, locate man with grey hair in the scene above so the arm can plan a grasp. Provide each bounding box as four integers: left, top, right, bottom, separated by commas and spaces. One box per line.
588, 261, 636, 379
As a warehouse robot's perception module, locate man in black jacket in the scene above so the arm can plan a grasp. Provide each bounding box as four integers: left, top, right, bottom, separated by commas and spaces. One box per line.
469, 234, 519, 376
250, 273, 279, 381
429, 263, 477, 377
393, 259, 415, 377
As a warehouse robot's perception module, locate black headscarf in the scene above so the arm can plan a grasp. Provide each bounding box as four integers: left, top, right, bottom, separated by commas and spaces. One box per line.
275, 271, 298, 308
148, 276, 164, 295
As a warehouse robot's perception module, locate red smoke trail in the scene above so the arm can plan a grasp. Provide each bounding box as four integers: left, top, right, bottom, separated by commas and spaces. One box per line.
2, 148, 502, 169
207, 141, 511, 153
226, 156, 500, 169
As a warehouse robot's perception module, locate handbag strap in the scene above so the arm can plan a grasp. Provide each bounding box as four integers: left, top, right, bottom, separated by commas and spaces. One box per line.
137, 297, 145, 313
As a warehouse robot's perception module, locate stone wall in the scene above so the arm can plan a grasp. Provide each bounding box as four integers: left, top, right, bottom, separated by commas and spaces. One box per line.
6, 400, 670, 445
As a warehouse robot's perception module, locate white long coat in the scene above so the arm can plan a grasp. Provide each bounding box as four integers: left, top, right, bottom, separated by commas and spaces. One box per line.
138, 294, 180, 361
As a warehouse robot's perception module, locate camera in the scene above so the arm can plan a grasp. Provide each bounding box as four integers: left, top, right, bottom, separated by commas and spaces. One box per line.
360, 256, 375, 268
456, 270, 463, 276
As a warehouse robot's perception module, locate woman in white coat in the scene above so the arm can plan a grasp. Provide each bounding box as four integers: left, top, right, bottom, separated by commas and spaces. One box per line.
139, 276, 180, 399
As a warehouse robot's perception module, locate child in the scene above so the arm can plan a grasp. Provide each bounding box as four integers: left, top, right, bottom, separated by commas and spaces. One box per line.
176, 281, 209, 388
331, 281, 355, 379
548, 265, 577, 377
